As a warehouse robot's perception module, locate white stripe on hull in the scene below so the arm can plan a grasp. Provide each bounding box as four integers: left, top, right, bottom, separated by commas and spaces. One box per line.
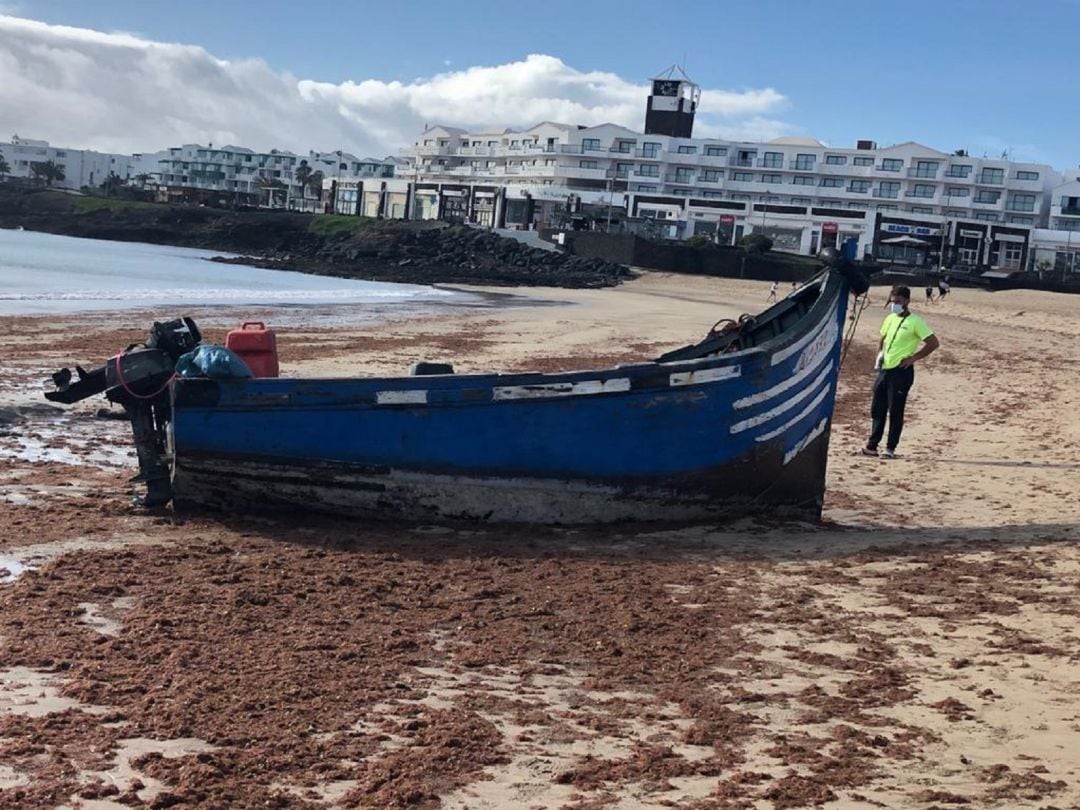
493, 378, 631, 401
669, 365, 741, 387
729, 362, 834, 435
755, 384, 832, 443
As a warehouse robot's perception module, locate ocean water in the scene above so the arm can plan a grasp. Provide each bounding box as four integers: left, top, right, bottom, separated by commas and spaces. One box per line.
0, 228, 475, 315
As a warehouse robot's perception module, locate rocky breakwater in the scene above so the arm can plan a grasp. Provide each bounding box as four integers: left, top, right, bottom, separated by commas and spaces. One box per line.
216, 224, 632, 289
0, 188, 631, 289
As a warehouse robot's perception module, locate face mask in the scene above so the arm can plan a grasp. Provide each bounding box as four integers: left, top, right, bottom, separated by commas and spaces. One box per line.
890, 303, 905, 314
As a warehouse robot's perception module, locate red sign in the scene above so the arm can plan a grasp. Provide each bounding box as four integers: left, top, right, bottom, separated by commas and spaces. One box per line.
822, 221, 839, 233
720, 214, 735, 224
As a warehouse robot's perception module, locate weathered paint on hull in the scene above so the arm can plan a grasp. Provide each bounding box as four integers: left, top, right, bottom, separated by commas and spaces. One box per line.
171, 420, 832, 523
170, 271, 850, 524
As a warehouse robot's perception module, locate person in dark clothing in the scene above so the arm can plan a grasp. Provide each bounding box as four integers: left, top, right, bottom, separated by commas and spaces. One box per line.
861, 286, 940, 459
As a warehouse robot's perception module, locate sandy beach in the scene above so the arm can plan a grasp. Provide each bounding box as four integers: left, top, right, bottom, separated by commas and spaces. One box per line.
1, 272, 1078, 808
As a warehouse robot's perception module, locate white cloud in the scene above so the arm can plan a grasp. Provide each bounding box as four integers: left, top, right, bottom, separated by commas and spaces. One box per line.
0, 15, 791, 157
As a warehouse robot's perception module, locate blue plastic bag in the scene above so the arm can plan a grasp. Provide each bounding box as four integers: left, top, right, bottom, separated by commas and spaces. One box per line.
176, 345, 253, 379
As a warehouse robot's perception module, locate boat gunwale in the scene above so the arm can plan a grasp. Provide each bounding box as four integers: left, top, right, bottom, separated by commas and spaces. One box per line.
171, 270, 844, 397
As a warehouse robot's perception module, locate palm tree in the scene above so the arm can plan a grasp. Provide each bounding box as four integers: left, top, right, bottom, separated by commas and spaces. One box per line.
30, 160, 66, 187
295, 159, 312, 211
0, 151, 10, 182
307, 170, 324, 211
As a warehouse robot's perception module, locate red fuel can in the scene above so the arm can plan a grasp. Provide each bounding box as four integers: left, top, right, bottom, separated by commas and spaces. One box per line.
226, 321, 279, 378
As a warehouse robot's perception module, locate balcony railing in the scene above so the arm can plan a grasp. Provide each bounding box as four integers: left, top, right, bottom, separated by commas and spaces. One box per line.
635, 149, 661, 160
907, 167, 940, 178
665, 173, 696, 183
757, 160, 784, 169
847, 186, 870, 194
1005, 203, 1036, 213
905, 191, 936, 198
729, 158, 755, 167
1060, 206, 1080, 216
976, 174, 1005, 185
789, 161, 816, 171
873, 189, 900, 198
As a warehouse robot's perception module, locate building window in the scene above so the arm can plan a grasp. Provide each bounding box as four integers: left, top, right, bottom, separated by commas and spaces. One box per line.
913, 161, 939, 178
637, 165, 659, 177
849, 180, 871, 193
1008, 216, 1034, 225
702, 170, 723, 182
579, 160, 598, 169
946, 187, 969, 198
615, 163, 632, 178
911, 206, 934, 214
793, 154, 816, 170
880, 158, 903, 172
853, 156, 874, 166
978, 167, 1005, 184
825, 155, 847, 165
704, 146, 727, 157
1016, 170, 1039, 181
877, 204, 898, 211
820, 177, 844, 188
614, 141, 633, 153
582, 138, 601, 151
974, 212, 998, 221
732, 171, 754, 182
636, 185, 657, 192
675, 169, 694, 181
702, 191, 723, 198
847, 202, 868, 210
642, 142, 661, 158
761, 173, 782, 184
876, 181, 900, 198
910, 184, 935, 198
761, 152, 783, 168
946, 164, 972, 178
975, 190, 1000, 203
1007, 193, 1036, 211
734, 150, 757, 167
793, 176, 815, 186
677, 145, 697, 154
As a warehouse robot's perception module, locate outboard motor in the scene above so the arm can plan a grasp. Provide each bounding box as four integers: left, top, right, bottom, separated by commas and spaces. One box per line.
45, 317, 201, 507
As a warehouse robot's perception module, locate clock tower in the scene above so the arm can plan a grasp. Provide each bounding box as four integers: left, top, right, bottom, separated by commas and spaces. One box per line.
644, 67, 700, 138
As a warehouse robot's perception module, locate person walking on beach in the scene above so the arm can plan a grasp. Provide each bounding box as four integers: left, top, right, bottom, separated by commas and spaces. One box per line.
938, 278, 950, 300
767, 281, 778, 303
861, 285, 940, 459
925, 284, 935, 303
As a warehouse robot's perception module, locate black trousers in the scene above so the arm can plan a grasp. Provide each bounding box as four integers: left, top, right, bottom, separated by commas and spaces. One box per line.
868, 365, 915, 450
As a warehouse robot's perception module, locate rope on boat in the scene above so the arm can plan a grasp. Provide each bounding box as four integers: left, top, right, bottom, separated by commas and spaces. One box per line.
839, 291, 870, 369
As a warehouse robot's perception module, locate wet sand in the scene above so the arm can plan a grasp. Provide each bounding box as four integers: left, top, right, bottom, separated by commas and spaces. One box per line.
0, 274, 1078, 808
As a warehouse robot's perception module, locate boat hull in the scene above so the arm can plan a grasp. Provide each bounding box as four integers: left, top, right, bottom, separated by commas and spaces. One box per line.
171, 272, 851, 523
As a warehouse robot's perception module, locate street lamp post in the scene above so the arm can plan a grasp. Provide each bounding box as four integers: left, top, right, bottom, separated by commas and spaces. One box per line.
606, 171, 615, 233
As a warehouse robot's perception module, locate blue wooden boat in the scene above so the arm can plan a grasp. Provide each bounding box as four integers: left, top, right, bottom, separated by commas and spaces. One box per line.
169, 259, 868, 523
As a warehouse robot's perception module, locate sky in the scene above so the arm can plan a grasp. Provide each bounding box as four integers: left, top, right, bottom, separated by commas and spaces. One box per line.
1, 0, 1078, 170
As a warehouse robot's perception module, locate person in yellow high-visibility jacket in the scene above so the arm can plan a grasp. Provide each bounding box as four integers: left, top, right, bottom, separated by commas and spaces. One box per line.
861, 285, 940, 459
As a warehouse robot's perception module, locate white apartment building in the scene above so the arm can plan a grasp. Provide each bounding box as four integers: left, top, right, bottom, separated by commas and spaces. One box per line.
404, 74, 1069, 271
156, 144, 398, 208
0, 135, 153, 189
